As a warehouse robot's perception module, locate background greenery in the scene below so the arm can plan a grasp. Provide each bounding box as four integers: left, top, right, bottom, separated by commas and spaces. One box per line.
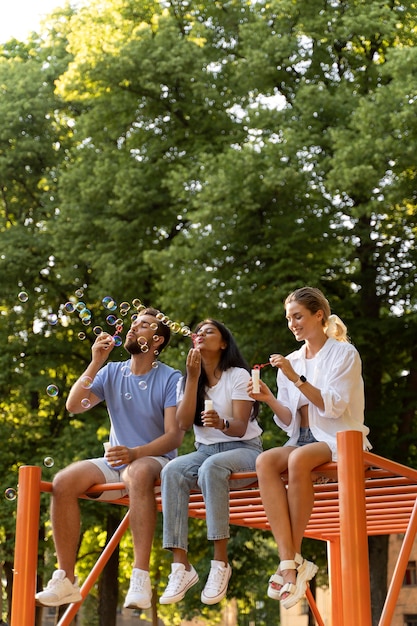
1, 1, 416, 625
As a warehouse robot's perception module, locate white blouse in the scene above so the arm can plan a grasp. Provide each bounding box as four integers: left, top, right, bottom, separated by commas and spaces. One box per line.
272, 338, 371, 460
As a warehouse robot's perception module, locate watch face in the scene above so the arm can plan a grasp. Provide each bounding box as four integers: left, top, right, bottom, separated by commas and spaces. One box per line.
300, 375, 307, 382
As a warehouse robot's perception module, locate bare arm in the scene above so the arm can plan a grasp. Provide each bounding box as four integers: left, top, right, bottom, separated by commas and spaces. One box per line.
269, 353, 325, 412
248, 378, 293, 425
175, 348, 201, 431
66, 332, 115, 414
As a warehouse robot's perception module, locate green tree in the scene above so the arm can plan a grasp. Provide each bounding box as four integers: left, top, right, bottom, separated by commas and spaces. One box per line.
1, 0, 416, 624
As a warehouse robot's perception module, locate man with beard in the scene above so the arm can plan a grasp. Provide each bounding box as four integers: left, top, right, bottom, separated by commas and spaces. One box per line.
36, 308, 182, 610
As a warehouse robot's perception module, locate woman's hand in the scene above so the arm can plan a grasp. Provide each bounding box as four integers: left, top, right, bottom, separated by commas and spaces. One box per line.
185, 348, 201, 379
247, 378, 275, 402
269, 353, 298, 383
201, 408, 223, 429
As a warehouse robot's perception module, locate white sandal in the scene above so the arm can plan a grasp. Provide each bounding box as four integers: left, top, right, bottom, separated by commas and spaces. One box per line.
267, 553, 302, 602
279, 553, 318, 610
267, 572, 284, 600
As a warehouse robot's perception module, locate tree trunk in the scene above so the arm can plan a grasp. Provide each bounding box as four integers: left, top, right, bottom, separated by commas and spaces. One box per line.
308, 576, 316, 626
369, 535, 388, 626
98, 510, 120, 626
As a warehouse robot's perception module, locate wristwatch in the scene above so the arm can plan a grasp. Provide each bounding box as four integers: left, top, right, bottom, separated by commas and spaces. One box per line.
222, 419, 230, 431
294, 375, 307, 388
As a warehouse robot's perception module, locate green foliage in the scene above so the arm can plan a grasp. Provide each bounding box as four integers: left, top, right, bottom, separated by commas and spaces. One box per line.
1, 0, 416, 623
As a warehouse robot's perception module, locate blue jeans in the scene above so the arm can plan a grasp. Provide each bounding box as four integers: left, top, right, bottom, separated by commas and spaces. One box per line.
161, 437, 262, 550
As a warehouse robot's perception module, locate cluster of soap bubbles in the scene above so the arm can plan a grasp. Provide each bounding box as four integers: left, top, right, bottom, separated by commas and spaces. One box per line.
19, 289, 194, 410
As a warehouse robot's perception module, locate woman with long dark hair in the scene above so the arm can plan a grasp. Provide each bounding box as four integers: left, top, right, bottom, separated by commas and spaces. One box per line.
160, 319, 262, 605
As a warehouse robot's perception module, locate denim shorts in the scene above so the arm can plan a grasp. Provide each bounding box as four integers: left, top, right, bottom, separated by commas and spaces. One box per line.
296, 427, 318, 447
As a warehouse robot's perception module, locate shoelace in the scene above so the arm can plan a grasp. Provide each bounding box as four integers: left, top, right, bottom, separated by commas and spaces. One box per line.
165, 569, 187, 593
130, 573, 147, 592
205, 566, 226, 591
46, 577, 65, 590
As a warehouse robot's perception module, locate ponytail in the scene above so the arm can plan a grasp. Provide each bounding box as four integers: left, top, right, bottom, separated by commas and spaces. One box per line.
325, 314, 350, 343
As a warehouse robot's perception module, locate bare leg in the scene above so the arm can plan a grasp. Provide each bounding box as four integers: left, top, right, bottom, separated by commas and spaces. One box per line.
170, 547, 192, 570
287, 443, 332, 553
257, 444, 331, 596
121, 458, 162, 571
213, 538, 228, 565
51, 461, 106, 582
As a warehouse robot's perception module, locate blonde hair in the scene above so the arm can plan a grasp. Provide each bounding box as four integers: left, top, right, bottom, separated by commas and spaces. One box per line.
285, 287, 350, 343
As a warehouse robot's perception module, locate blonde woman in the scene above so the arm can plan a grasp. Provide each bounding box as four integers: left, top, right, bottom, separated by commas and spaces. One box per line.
248, 287, 370, 609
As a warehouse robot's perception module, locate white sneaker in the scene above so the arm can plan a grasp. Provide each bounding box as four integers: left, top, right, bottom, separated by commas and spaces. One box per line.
35, 570, 82, 607
201, 560, 232, 605
124, 569, 152, 609
160, 563, 199, 604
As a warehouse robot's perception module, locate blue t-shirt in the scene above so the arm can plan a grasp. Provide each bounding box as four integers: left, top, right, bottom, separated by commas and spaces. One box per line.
90, 360, 181, 461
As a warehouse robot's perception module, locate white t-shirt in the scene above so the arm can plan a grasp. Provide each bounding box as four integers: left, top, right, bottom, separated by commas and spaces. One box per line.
177, 367, 262, 445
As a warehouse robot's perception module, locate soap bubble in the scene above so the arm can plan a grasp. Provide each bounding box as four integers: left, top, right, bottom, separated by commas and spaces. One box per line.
138, 380, 148, 391
4, 488, 17, 501
44, 457, 54, 468
81, 398, 91, 409
102, 296, 117, 311
106, 315, 117, 326
181, 326, 191, 337
64, 302, 75, 313
81, 375, 93, 389
93, 326, 103, 335
75, 301, 86, 311
137, 336, 148, 346
47, 313, 58, 325
170, 322, 181, 333
140, 344, 149, 353
78, 332, 86, 341
18, 291, 29, 302
150, 322, 158, 331
120, 302, 131, 315
124, 392, 132, 400
132, 298, 142, 308
151, 361, 159, 369
46, 384, 59, 397
75, 289, 84, 298
113, 335, 122, 347
79, 308, 92, 321
121, 365, 132, 377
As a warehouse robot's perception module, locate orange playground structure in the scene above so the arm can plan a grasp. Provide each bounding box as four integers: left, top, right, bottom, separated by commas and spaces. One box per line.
10, 431, 417, 626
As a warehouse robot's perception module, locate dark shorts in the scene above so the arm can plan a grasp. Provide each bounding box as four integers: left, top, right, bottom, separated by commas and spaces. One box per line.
296, 427, 318, 447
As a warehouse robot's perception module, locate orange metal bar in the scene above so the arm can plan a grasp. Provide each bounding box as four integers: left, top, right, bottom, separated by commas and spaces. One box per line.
305, 586, 325, 626
10, 465, 42, 626
337, 430, 372, 626
13, 437, 417, 626
57, 511, 131, 626
327, 537, 344, 626
379, 496, 417, 626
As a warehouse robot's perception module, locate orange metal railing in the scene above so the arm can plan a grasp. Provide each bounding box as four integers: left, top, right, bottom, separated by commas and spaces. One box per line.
10, 431, 417, 626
